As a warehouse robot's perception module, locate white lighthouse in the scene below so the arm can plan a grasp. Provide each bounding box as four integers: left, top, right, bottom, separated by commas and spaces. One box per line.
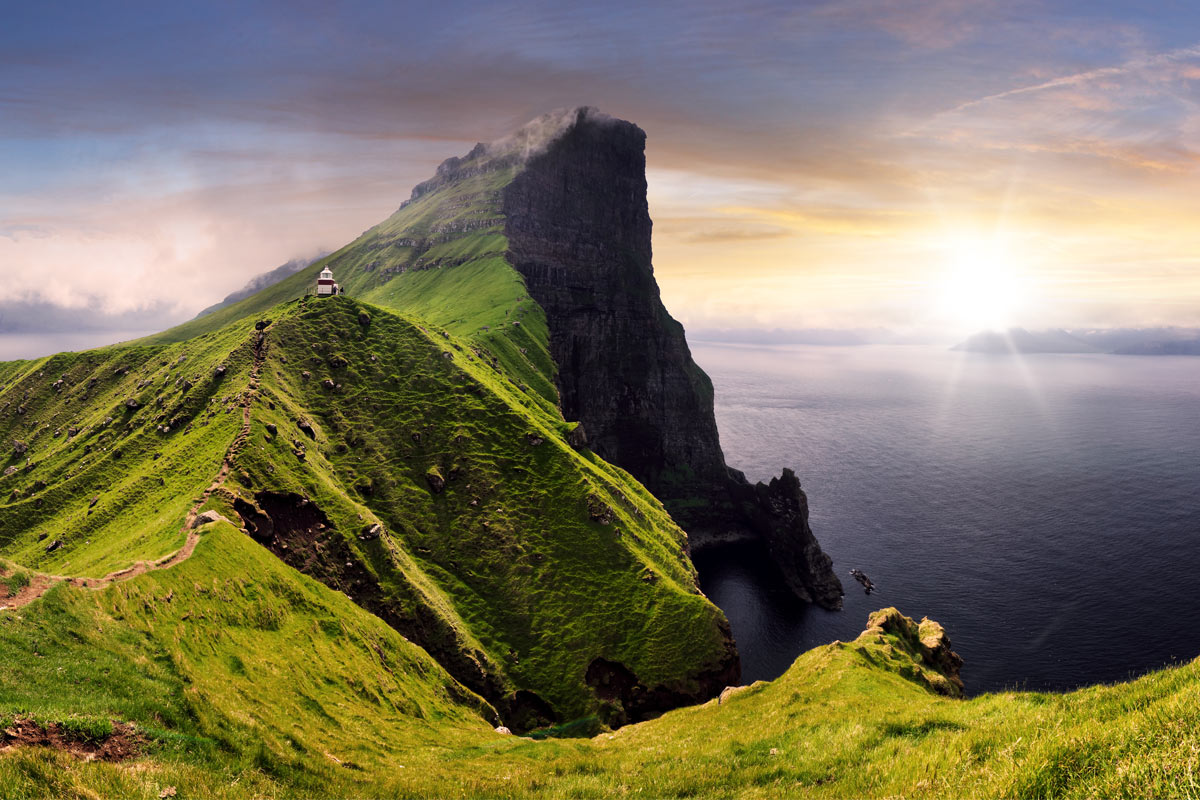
316, 267, 339, 297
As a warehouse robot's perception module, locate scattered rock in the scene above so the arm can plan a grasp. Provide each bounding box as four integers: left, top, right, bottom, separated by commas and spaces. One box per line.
359, 523, 384, 540
3, 466, 16, 477
425, 468, 446, 494
214, 365, 226, 377
88, 495, 100, 508
587, 493, 615, 525
322, 379, 336, 390
718, 685, 749, 704
301, 371, 312, 381
11, 440, 27, 455
566, 423, 588, 450
296, 419, 316, 439
525, 433, 544, 447
494, 726, 512, 735
329, 355, 349, 368
45, 539, 63, 553
124, 398, 140, 409
358, 311, 371, 327
265, 422, 278, 436
191, 510, 227, 528
254, 319, 271, 331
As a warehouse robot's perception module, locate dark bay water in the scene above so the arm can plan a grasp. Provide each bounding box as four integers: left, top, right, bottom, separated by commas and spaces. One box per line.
690, 343, 1200, 694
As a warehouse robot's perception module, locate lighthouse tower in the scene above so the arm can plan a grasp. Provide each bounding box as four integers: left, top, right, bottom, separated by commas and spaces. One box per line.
316, 267, 339, 296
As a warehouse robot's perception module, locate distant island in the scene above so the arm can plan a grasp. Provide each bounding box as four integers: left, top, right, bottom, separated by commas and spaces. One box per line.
954, 326, 1200, 355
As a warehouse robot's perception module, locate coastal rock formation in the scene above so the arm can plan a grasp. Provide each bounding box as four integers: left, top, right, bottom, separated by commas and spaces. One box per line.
862, 607, 964, 697
502, 107, 844, 608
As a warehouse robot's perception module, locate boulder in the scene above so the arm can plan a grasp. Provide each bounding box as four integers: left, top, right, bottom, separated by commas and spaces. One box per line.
254, 319, 271, 331
45, 539, 63, 553
296, 419, 316, 439
426, 468, 446, 494
191, 510, 228, 528
359, 523, 384, 540
566, 422, 588, 450
124, 398, 140, 409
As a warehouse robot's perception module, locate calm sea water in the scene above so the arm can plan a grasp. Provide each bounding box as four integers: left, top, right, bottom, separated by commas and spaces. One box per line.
690, 343, 1200, 694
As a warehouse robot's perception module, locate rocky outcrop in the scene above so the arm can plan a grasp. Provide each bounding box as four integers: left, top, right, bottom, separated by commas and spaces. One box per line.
502, 107, 843, 609
862, 607, 964, 697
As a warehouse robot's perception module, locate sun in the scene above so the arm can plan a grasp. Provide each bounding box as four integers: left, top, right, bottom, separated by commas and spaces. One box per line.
934, 234, 1027, 332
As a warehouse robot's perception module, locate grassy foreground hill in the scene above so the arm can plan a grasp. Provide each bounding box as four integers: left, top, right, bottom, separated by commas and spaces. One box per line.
4, 586, 1200, 798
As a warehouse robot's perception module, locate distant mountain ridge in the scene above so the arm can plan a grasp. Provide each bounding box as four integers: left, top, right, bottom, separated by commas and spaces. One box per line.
194, 254, 326, 318
954, 326, 1200, 355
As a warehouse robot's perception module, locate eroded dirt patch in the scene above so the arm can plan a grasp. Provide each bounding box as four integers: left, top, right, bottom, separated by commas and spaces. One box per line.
0, 717, 145, 762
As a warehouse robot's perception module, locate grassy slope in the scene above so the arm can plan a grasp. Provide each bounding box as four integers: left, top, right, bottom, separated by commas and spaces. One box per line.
234, 296, 730, 719
0, 323, 249, 577
0, 523, 501, 800
0, 294, 734, 731
6, 598, 1200, 798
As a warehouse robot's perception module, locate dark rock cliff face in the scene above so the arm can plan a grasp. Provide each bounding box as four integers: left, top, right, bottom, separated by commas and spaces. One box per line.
502, 108, 844, 610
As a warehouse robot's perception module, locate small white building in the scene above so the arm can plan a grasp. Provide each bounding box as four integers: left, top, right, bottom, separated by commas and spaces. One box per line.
317, 267, 340, 296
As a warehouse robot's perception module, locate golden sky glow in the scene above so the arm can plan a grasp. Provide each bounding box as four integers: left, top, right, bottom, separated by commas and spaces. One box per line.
4, 2, 1200, 339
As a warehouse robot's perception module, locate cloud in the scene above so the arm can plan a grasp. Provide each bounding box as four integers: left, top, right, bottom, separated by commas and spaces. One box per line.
812, 0, 1001, 49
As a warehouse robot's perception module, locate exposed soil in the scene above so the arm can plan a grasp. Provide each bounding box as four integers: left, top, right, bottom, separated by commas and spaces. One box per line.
0, 717, 145, 762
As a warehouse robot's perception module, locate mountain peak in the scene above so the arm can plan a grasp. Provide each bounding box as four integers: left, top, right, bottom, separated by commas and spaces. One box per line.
407, 106, 633, 205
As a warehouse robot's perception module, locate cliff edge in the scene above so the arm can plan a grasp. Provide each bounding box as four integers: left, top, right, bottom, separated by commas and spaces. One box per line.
502, 107, 844, 609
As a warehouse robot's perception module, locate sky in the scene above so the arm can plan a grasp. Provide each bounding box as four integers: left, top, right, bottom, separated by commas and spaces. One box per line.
5, 0, 1200, 344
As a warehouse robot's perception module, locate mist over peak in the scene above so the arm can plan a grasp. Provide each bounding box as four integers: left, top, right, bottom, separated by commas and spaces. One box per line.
404, 107, 629, 205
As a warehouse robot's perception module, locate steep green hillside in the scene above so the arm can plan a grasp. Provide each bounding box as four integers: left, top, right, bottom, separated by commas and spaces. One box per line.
0, 522, 502, 800
0, 296, 736, 733
0, 321, 251, 576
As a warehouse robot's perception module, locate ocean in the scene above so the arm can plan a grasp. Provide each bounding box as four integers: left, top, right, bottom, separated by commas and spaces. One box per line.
690, 342, 1200, 694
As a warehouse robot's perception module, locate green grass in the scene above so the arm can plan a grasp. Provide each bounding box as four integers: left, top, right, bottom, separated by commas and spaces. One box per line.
0, 325, 248, 577
232, 296, 732, 721
7, 591, 1200, 799
1, 294, 735, 733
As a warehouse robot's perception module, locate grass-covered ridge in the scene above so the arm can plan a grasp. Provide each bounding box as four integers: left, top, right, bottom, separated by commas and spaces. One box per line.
0, 294, 736, 734
230, 295, 734, 725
